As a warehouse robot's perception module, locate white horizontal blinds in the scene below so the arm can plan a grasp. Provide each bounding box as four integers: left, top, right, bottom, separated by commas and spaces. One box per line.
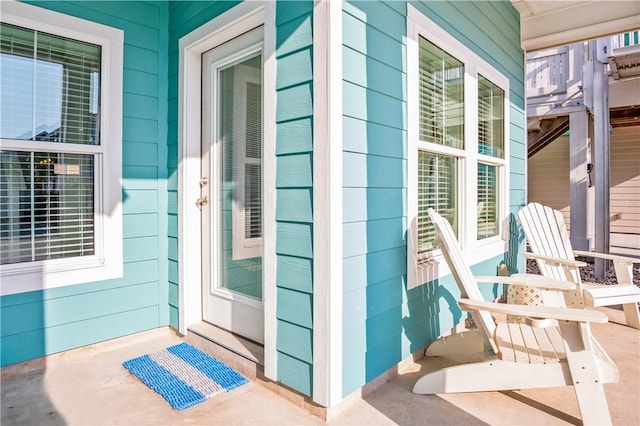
244, 80, 262, 240
417, 151, 457, 253
0, 23, 101, 145
0, 151, 94, 264
477, 164, 497, 239
0, 23, 99, 266
477, 75, 504, 239
418, 36, 464, 149
478, 76, 504, 158
417, 36, 463, 253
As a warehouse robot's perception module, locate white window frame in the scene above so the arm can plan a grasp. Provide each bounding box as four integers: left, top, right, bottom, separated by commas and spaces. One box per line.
407, 5, 509, 289
0, 1, 123, 296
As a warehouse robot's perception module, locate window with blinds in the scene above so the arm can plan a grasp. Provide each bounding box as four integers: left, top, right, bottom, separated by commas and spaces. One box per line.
221, 54, 263, 261
477, 75, 504, 239
407, 5, 509, 288
416, 36, 464, 253
0, 22, 100, 266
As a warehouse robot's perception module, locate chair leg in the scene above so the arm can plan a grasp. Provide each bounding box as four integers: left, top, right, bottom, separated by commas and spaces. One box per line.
622, 302, 640, 329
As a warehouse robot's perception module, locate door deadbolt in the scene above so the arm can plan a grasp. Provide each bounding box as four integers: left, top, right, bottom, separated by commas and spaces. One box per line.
196, 196, 208, 207
200, 177, 209, 187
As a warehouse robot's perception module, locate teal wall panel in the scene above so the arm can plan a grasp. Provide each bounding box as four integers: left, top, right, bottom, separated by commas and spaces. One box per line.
273, 0, 315, 396
341, 0, 525, 396
2, 1, 170, 367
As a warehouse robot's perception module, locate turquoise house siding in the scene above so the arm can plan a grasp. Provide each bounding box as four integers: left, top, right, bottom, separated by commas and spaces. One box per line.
341, 0, 525, 396
274, 0, 315, 397
1, 1, 170, 366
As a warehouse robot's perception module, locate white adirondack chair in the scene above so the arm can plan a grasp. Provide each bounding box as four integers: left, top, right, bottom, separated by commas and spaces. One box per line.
518, 202, 640, 329
413, 208, 619, 426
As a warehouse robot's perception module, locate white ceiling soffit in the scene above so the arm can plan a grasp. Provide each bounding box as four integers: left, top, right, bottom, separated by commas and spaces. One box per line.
511, 0, 640, 52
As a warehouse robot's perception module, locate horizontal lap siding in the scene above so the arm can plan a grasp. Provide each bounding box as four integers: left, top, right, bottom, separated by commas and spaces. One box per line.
341, 0, 524, 396
1, 1, 170, 366
275, 1, 314, 397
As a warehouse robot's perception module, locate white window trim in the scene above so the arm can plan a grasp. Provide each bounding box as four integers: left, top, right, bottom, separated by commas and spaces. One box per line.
407, 5, 509, 289
0, 1, 123, 296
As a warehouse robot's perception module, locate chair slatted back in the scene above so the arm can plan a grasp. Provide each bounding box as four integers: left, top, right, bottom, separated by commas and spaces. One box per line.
518, 203, 581, 284
428, 208, 499, 355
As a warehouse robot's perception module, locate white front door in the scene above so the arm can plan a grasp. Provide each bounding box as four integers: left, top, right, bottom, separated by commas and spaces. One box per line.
201, 26, 264, 344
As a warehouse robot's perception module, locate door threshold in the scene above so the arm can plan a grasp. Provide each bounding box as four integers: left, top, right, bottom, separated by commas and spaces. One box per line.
187, 322, 264, 366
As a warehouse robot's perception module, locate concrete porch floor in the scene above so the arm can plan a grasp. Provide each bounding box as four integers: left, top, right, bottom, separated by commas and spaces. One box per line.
2, 307, 638, 425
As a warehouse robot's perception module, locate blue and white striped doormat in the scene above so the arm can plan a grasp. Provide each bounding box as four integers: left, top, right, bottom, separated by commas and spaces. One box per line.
123, 343, 248, 410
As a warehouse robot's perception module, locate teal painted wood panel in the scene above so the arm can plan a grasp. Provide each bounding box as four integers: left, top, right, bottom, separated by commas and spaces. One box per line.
342, 11, 405, 73
168, 260, 178, 284
276, 83, 313, 123
276, 223, 313, 259
276, 189, 313, 223
123, 142, 158, 167
275, 0, 313, 26
1, 281, 159, 336
342, 246, 406, 293
123, 117, 159, 143
1, 306, 159, 367
124, 69, 160, 97
123, 93, 159, 121
123, 165, 157, 184
276, 255, 313, 294
343, 81, 405, 130
343, 217, 405, 258
342, 188, 405, 223
276, 14, 312, 58
169, 305, 179, 330
342, 152, 405, 189
168, 237, 178, 261
124, 236, 160, 263
276, 153, 313, 188
277, 351, 312, 396
123, 213, 158, 238
342, 116, 406, 159
277, 288, 313, 329
275, 119, 313, 155
343, 1, 406, 43
342, 46, 405, 100
123, 190, 159, 215
276, 47, 313, 90
277, 320, 313, 364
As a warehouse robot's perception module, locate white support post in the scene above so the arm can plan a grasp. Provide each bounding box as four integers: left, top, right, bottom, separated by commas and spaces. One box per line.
569, 110, 590, 251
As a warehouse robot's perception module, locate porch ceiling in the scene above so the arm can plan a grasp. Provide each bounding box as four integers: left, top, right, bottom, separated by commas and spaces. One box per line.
511, 0, 640, 52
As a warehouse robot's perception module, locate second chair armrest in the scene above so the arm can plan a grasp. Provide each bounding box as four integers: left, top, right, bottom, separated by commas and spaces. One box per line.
573, 250, 639, 265
474, 274, 575, 291
458, 298, 609, 324
524, 252, 587, 268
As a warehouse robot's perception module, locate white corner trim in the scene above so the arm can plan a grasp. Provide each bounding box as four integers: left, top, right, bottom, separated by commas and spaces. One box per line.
177, 0, 276, 384
313, 0, 343, 407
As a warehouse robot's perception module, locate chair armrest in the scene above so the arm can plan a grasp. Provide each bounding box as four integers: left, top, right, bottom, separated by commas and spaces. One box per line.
458, 298, 609, 324
524, 252, 587, 268
573, 250, 639, 264
474, 274, 575, 291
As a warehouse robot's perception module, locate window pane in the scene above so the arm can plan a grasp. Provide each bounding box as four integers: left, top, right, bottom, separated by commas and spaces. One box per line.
0, 150, 95, 265
417, 151, 457, 252
477, 163, 498, 239
418, 36, 464, 149
478, 75, 504, 158
0, 23, 101, 145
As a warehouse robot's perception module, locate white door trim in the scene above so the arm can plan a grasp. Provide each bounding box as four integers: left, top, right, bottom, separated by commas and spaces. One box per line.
177, 0, 277, 380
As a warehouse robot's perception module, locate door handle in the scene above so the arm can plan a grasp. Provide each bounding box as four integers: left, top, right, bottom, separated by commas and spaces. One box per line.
196, 196, 208, 207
